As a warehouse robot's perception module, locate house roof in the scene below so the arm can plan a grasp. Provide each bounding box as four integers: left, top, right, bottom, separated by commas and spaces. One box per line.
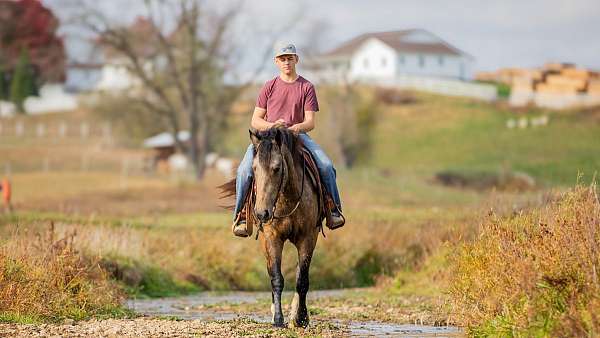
323, 29, 465, 57
143, 131, 190, 148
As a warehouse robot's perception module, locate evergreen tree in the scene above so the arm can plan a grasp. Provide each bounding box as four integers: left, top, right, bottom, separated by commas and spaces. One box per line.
0, 64, 7, 100
10, 50, 35, 113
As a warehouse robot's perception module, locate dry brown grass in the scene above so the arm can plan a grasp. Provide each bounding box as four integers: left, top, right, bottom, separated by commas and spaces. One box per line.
448, 183, 600, 336
0, 223, 126, 323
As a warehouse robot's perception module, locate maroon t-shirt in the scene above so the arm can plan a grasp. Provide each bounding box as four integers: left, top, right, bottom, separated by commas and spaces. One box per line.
256, 76, 319, 126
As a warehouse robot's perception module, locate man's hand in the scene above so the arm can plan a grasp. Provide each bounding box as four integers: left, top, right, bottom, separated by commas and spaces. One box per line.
272, 119, 287, 129
288, 124, 302, 133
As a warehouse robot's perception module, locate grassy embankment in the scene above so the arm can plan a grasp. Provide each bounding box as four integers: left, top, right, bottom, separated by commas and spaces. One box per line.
448, 184, 600, 336
1, 92, 600, 324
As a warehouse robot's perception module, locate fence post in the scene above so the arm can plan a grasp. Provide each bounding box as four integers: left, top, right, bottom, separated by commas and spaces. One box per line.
81, 153, 89, 171
36, 123, 45, 138
120, 157, 129, 189
102, 122, 112, 143
15, 121, 24, 136
80, 122, 89, 140
43, 157, 50, 172
59, 121, 67, 138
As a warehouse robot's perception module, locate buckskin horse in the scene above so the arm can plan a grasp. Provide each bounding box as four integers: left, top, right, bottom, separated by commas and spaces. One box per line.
220, 127, 323, 328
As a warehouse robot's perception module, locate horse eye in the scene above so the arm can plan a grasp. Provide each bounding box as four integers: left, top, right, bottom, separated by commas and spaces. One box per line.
273, 166, 281, 173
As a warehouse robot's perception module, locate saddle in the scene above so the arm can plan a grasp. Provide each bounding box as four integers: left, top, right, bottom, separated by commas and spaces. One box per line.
239, 146, 336, 238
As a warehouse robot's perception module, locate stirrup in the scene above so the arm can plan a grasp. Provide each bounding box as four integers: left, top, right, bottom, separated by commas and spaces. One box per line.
327, 207, 345, 230
232, 213, 250, 237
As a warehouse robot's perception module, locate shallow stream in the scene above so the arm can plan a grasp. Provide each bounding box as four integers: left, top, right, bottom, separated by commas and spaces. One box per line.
127, 290, 462, 337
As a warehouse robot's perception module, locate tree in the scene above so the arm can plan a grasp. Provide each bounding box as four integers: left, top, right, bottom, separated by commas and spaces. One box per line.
10, 50, 37, 113
0, 64, 7, 100
69, 0, 296, 180
0, 0, 65, 83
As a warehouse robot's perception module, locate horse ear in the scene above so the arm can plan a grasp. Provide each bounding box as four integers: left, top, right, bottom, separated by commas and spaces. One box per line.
249, 128, 260, 146
274, 129, 283, 147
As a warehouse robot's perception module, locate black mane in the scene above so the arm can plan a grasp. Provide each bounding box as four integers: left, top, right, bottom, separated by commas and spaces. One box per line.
218, 127, 304, 203
255, 127, 303, 167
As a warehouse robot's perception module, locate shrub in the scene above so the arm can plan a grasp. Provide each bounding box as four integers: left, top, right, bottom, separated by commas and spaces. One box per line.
374, 87, 417, 105
0, 223, 127, 323
448, 184, 600, 336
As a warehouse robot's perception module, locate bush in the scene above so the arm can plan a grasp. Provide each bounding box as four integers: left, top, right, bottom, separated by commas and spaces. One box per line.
0, 223, 127, 323
374, 87, 417, 105
100, 255, 199, 298
434, 169, 536, 192
448, 184, 600, 336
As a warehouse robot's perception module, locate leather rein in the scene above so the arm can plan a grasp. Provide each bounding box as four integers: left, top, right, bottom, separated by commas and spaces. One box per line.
254, 143, 306, 239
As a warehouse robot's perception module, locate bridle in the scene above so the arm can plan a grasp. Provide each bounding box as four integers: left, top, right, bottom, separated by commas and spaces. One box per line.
273, 152, 305, 219
253, 141, 306, 225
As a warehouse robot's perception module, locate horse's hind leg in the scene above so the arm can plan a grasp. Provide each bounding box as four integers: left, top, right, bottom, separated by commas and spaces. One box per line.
262, 236, 285, 327
289, 237, 316, 328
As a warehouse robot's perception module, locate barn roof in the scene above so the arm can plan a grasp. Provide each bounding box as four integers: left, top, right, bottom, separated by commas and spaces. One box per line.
143, 131, 190, 148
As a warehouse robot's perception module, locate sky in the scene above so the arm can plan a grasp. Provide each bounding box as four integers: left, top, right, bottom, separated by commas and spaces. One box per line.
46, 0, 600, 72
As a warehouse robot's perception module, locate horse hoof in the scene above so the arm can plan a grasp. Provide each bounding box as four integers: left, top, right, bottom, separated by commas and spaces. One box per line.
272, 322, 286, 328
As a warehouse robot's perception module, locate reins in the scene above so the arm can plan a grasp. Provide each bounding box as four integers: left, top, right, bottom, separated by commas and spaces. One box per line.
273, 155, 305, 219
254, 142, 306, 240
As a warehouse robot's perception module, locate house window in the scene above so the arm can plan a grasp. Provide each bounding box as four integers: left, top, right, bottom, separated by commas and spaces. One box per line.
419, 55, 425, 68
381, 58, 387, 67
363, 58, 369, 69
399, 55, 405, 64
438, 56, 444, 66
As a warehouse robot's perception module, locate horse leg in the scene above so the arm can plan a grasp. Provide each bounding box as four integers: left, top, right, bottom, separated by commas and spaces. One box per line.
263, 237, 285, 327
288, 237, 316, 328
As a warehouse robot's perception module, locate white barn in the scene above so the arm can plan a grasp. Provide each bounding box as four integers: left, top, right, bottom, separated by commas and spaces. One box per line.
310, 29, 474, 83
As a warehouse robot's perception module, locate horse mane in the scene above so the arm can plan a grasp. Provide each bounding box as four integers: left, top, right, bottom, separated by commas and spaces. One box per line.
217, 127, 304, 208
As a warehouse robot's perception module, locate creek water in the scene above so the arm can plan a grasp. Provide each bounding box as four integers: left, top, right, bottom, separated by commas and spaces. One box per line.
127, 290, 462, 337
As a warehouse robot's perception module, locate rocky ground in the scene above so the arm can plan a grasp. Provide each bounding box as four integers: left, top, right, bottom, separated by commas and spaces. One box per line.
0, 317, 346, 337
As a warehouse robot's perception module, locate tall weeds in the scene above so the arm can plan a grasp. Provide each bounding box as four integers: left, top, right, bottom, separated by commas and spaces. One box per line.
448, 184, 600, 336
0, 223, 126, 323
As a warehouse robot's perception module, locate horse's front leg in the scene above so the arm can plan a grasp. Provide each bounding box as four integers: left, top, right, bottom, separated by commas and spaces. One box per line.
289, 237, 316, 328
262, 235, 285, 327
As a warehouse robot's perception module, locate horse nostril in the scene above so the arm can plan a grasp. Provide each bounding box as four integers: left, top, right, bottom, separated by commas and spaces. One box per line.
256, 209, 271, 222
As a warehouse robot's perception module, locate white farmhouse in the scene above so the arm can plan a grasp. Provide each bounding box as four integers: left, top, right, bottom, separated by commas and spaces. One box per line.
311, 29, 474, 83
65, 17, 153, 93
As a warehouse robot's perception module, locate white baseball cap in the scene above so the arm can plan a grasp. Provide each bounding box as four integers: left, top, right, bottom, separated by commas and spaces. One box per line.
274, 43, 297, 58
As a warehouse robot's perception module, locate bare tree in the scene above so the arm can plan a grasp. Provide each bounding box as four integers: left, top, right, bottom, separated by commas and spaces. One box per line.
65, 0, 297, 179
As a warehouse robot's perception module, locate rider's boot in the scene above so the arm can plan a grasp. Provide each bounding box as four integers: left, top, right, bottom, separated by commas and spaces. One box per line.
329, 207, 345, 229
232, 209, 249, 237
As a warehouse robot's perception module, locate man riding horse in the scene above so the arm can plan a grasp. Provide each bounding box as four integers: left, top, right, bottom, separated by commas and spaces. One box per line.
231, 42, 345, 237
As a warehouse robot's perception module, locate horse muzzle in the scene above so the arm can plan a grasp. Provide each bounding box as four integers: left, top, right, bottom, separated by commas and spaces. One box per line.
255, 208, 273, 223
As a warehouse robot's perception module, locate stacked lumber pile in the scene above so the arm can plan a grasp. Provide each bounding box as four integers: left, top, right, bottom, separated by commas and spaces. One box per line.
475, 68, 542, 85
477, 63, 599, 95
534, 64, 598, 95
494, 63, 600, 109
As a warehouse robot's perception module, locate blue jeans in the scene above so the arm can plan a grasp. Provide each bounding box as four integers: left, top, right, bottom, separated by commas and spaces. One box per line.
233, 133, 342, 219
